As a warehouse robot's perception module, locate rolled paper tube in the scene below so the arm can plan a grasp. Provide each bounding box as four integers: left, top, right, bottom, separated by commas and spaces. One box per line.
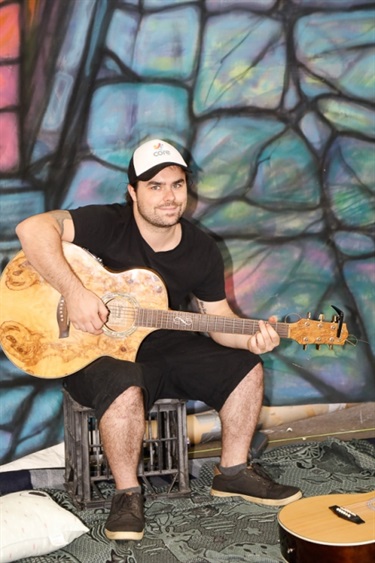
258, 403, 353, 429
145, 403, 355, 445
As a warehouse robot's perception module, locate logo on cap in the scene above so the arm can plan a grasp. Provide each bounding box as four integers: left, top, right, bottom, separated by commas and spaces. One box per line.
153, 142, 171, 158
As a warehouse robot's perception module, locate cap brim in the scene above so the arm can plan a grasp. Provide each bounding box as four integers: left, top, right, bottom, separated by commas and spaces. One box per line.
136, 162, 188, 182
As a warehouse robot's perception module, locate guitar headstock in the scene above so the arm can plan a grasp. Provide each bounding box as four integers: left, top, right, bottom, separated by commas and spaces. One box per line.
288, 314, 349, 348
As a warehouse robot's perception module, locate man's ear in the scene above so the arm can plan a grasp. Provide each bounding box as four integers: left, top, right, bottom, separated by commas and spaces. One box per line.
127, 184, 137, 202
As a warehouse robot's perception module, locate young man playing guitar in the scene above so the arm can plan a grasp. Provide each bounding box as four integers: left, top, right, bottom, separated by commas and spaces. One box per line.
15, 139, 302, 541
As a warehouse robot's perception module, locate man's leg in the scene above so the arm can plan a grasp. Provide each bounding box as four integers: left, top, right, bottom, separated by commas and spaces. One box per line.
99, 386, 145, 488
99, 386, 145, 540
219, 363, 264, 467
212, 363, 302, 506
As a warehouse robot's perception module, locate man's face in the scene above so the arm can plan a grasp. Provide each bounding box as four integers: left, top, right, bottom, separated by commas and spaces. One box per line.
129, 165, 188, 228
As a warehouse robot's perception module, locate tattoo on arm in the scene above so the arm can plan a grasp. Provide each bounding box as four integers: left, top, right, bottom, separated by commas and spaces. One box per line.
47, 210, 71, 236
197, 300, 207, 314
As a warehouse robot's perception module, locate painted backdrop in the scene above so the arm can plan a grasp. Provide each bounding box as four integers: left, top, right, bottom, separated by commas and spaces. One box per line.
0, 0, 374, 463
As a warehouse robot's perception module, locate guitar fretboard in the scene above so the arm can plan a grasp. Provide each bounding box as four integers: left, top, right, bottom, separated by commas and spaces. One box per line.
135, 308, 291, 337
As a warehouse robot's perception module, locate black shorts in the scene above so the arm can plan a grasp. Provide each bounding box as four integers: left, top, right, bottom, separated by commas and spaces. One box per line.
63, 330, 262, 422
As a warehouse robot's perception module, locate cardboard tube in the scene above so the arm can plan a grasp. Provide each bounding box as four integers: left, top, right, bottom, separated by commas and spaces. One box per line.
146, 403, 356, 445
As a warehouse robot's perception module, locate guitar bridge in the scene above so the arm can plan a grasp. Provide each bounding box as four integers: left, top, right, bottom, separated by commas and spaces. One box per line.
329, 504, 365, 525
57, 296, 70, 338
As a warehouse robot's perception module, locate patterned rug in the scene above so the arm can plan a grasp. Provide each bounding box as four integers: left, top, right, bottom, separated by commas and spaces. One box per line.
18, 438, 375, 563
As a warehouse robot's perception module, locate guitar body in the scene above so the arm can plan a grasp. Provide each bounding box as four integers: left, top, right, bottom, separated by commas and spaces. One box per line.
278, 491, 375, 563
0, 243, 168, 378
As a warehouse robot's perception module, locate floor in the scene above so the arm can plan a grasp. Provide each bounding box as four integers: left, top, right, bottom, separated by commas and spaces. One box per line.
188, 402, 375, 461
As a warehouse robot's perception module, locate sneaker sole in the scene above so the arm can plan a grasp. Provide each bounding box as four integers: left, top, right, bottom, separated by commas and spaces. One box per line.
210, 488, 302, 506
105, 528, 144, 541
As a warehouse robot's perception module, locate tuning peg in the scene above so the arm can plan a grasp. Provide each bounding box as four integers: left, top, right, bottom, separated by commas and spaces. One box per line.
328, 345, 333, 350
303, 344, 308, 350
319, 313, 324, 321
316, 344, 320, 350
306, 312, 311, 319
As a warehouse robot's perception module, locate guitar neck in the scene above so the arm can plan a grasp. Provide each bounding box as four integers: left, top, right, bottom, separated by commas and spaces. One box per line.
135, 308, 290, 338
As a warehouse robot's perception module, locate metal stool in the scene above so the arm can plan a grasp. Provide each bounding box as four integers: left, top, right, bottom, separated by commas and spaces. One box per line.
62, 389, 190, 508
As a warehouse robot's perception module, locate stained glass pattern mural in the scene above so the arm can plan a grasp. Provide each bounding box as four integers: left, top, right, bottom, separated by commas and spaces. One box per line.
0, 0, 374, 462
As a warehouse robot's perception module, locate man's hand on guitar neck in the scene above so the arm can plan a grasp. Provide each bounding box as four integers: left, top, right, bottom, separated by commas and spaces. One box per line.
247, 316, 280, 355
64, 286, 109, 335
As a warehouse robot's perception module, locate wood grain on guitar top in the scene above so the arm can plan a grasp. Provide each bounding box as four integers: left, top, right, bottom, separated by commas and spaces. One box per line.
278, 491, 375, 563
0, 243, 168, 377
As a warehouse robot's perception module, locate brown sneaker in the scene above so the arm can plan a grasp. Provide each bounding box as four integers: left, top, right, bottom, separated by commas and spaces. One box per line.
104, 492, 145, 540
210, 463, 302, 506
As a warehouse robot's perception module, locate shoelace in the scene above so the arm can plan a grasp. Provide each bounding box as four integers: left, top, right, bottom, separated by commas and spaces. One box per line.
251, 463, 274, 482
116, 494, 143, 516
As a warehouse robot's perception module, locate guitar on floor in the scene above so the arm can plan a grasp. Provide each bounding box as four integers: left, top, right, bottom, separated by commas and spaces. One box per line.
0, 242, 349, 378
278, 491, 375, 563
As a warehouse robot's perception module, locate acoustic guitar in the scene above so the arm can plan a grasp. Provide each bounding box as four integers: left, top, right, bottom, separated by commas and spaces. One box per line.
0, 242, 349, 378
278, 491, 375, 563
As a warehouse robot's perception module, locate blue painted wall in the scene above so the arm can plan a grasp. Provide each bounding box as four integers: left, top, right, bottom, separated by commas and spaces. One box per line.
0, 0, 374, 463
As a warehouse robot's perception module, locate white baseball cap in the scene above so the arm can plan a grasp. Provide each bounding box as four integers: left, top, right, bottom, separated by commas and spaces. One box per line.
128, 139, 188, 185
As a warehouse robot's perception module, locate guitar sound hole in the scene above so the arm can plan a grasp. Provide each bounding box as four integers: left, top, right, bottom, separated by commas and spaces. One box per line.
102, 292, 138, 338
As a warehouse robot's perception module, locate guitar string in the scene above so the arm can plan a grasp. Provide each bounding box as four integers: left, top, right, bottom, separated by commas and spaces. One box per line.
105, 305, 293, 337
102, 296, 349, 344
104, 304, 348, 340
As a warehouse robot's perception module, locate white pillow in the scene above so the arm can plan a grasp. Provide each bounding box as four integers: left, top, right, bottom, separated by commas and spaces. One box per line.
0, 490, 89, 563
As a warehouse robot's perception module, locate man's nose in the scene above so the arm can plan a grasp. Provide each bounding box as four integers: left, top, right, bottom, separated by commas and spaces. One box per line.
163, 187, 176, 200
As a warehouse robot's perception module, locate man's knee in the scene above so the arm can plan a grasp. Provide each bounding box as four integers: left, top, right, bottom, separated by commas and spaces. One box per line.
244, 361, 264, 384
102, 386, 144, 420
254, 361, 264, 376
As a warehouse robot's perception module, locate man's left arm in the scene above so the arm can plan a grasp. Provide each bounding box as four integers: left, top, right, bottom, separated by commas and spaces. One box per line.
195, 298, 280, 355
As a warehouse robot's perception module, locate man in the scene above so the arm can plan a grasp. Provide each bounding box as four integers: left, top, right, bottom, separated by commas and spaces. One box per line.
16, 139, 302, 541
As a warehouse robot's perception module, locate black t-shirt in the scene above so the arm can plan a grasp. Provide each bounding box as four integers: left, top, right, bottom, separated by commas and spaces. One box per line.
69, 204, 225, 310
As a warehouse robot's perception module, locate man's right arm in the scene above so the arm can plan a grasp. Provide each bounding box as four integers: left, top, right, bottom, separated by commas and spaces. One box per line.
16, 210, 108, 334
16, 210, 76, 294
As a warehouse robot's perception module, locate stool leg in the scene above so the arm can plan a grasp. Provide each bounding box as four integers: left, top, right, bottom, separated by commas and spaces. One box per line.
177, 402, 190, 493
